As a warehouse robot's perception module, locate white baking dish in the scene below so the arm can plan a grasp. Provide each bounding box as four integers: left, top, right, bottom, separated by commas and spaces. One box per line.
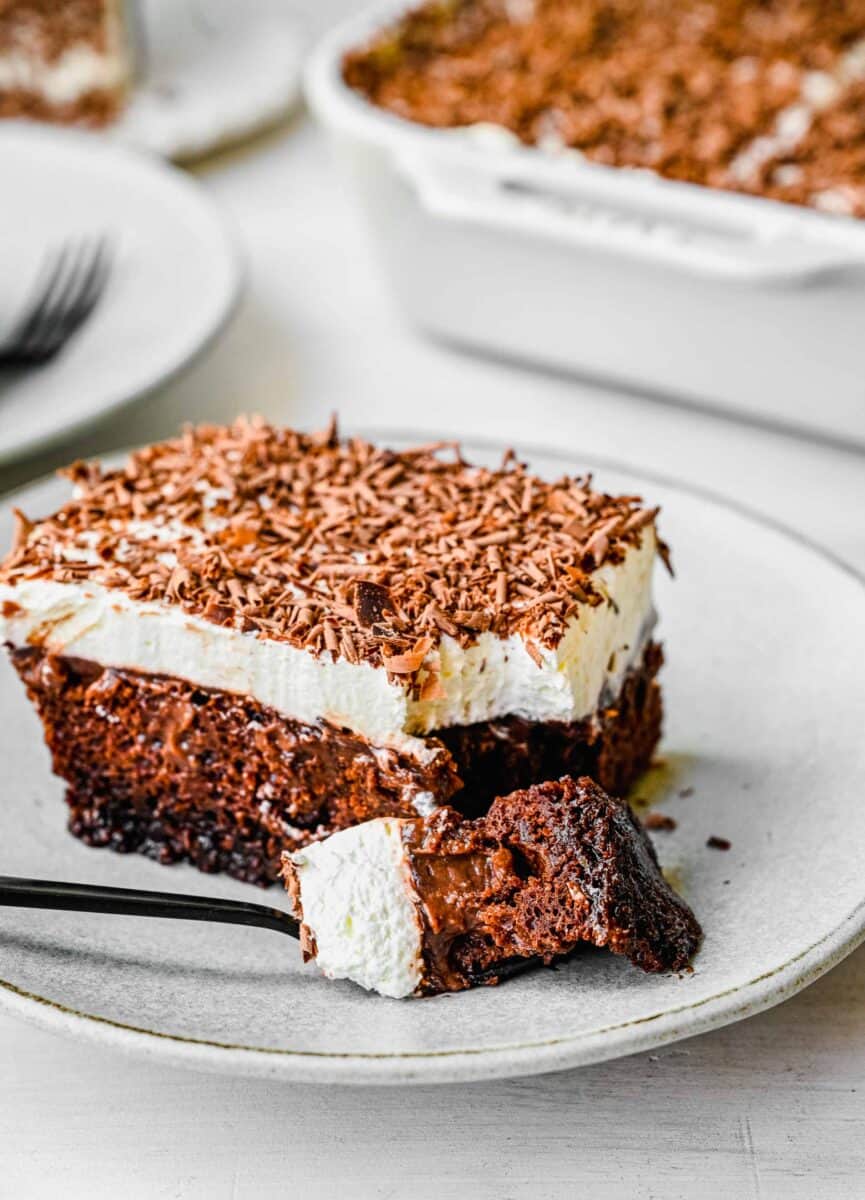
307, 1, 865, 447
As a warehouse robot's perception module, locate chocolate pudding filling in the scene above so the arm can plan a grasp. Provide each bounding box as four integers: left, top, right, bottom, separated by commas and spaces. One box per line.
401, 775, 701, 994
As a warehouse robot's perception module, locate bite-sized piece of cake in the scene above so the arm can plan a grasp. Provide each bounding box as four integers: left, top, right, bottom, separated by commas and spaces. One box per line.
0, 0, 133, 126
283, 775, 701, 998
0, 418, 666, 885
344, 0, 865, 218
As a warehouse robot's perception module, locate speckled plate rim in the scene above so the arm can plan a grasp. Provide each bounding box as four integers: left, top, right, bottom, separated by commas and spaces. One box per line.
1, 431, 863, 1086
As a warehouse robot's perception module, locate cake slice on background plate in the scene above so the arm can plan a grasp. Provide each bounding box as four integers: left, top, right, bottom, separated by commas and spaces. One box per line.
284, 775, 702, 998
0, 0, 134, 126
0, 418, 667, 885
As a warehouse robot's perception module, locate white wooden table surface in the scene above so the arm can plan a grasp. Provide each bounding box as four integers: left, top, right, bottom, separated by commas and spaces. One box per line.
3, 43, 865, 1199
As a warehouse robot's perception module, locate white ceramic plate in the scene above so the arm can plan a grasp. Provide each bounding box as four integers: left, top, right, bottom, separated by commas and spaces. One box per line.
0, 125, 241, 466
114, 0, 303, 161
1, 437, 864, 1085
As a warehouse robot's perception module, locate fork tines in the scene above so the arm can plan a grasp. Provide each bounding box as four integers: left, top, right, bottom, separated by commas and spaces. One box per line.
1, 237, 113, 366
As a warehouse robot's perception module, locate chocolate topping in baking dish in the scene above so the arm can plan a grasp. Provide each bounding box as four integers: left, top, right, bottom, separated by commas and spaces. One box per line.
344, 0, 865, 217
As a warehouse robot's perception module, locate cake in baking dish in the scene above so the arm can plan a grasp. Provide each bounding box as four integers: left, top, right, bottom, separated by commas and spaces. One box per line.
0, 0, 133, 125
284, 775, 701, 998
343, 0, 865, 218
0, 418, 666, 886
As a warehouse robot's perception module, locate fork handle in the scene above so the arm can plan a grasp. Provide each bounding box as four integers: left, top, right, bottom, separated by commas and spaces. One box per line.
0, 876, 300, 939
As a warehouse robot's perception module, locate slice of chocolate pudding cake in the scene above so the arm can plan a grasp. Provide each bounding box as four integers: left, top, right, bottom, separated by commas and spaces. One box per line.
0, 419, 666, 885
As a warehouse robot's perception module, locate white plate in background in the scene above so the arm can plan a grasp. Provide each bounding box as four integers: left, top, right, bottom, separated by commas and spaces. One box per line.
0, 124, 241, 467
0, 440, 863, 1084
115, 0, 303, 161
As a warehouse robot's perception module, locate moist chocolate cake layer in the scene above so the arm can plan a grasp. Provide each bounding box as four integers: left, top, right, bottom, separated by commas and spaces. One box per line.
9, 647, 462, 885
9, 643, 662, 886
439, 641, 663, 815
403, 774, 701, 994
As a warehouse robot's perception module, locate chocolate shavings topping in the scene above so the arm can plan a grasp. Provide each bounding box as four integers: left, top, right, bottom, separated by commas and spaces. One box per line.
0, 418, 661, 691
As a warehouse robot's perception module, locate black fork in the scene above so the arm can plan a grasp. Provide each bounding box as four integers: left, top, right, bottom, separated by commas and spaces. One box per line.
0, 238, 113, 366
0, 875, 537, 989
0, 875, 301, 936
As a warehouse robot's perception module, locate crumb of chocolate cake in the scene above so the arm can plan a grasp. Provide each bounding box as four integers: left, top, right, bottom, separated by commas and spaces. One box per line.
1, 417, 661, 689
644, 811, 677, 831
678, 786, 695, 798
707, 835, 732, 851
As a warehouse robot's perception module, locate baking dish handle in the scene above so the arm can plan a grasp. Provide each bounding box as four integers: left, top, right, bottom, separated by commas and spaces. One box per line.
398, 151, 864, 286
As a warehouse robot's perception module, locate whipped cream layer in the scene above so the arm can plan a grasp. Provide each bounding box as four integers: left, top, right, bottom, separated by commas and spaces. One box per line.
0, 529, 656, 749
411, 528, 656, 734
288, 818, 422, 999
0, 44, 125, 103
